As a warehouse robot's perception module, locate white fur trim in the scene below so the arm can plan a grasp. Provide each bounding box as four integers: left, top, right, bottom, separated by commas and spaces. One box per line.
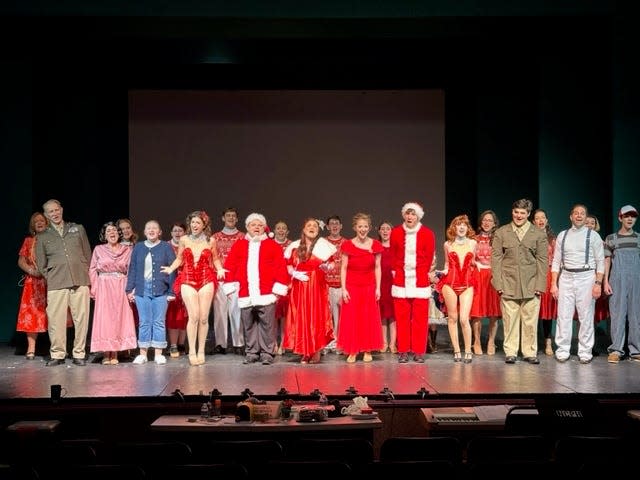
273, 282, 288, 296
284, 240, 300, 259
245, 212, 267, 227
283, 237, 336, 262
312, 237, 337, 261
247, 240, 261, 299
402, 202, 424, 220
238, 294, 277, 308
391, 285, 432, 299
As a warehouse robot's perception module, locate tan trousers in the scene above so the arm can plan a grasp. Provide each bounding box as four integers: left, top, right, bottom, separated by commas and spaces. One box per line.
47, 286, 90, 360
500, 296, 540, 358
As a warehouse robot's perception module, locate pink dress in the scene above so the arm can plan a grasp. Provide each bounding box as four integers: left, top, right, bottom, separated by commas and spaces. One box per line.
336, 240, 384, 354
89, 244, 138, 352
16, 236, 47, 333
379, 244, 394, 319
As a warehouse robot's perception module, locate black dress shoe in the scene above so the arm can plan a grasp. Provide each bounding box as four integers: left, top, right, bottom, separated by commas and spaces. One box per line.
505, 356, 517, 364
46, 358, 65, 366
398, 353, 409, 363
72, 358, 86, 366
524, 356, 540, 364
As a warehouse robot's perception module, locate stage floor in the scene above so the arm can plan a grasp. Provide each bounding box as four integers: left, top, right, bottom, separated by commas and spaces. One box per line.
2, 340, 640, 402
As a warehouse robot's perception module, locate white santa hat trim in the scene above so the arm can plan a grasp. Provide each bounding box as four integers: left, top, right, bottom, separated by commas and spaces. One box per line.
245, 212, 267, 227
402, 202, 424, 220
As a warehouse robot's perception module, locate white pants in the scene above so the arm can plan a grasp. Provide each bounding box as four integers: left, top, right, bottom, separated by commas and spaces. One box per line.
554, 271, 595, 360
213, 285, 244, 348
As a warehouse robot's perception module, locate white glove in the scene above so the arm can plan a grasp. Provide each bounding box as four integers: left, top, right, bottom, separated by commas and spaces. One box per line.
291, 270, 309, 282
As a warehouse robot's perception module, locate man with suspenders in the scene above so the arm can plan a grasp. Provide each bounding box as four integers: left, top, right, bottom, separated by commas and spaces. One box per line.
550, 204, 605, 364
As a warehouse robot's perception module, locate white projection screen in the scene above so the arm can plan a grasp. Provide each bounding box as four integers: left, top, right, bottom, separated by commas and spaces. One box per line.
129, 89, 445, 249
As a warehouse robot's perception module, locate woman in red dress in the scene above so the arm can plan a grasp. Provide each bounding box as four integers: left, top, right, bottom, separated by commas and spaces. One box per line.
533, 209, 557, 356
165, 221, 188, 358
16, 212, 49, 359
377, 221, 396, 353
273, 220, 292, 355
283, 218, 336, 363
337, 213, 384, 362
437, 215, 478, 363
469, 210, 501, 355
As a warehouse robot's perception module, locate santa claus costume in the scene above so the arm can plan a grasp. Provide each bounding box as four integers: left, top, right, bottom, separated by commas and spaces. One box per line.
223, 213, 289, 365
390, 202, 436, 362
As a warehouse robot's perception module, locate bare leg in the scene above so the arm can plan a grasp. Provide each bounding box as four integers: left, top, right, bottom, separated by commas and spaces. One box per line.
459, 288, 474, 355
388, 320, 397, 353
471, 318, 483, 355
381, 321, 389, 352
196, 283, 214, 364
442, 285, 461, 358
181, 285, 201, 366
26, 332, 37, 355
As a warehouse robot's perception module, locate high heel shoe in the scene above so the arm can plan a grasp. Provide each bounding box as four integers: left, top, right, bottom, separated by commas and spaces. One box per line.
197, 353, 205, 365
363, 352, 373, 362
453, 352, 462, 362
464, 351, 473, 364
189, 355, 199, 366
487, 343, 496, 355
473, 344, 483, 355
346, 354, 357, 363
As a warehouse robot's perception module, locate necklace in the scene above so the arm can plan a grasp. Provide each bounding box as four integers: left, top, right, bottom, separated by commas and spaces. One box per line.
189, 233, 205, 242
454, 237, 467, 245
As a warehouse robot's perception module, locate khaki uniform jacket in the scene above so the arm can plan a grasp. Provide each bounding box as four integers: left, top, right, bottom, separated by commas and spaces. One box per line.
491, 222, 548, 300
35, 223, 91, 290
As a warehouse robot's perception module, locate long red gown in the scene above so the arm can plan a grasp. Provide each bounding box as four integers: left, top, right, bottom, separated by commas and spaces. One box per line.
283, 246, 334, 357
336, 239, 384, 354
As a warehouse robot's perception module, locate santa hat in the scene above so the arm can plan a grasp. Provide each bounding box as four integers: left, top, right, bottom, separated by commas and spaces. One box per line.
401, 202, 424, 220
245, 212, 267, 227
264, 225, 274, 239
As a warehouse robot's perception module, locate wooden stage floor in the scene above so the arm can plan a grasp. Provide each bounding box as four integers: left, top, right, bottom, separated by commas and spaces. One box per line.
2, 340, 640, 402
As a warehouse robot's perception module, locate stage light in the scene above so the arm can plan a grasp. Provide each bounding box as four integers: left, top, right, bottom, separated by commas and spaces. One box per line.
277, 387, 289, 396
209, 388, 222, 398
417, 386, 429, 399
172, 388, 185, 402
345, 385, 358, 396
309, 388, 322, 397
380, 386, 395, 401
240, 387, 254, 399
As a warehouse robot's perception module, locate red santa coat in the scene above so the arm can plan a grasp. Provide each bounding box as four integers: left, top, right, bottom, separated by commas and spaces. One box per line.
390, 223, 436, 299
223, 235, 289, 308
